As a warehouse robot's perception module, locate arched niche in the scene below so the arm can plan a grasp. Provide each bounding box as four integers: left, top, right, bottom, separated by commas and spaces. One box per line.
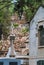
37, 21, 44, 47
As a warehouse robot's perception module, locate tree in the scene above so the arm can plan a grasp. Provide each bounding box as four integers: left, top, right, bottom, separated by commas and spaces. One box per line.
0, 0, 12, 39
0, 0, 44, 39
14, 0, 43, 22
14, 0, 26, 19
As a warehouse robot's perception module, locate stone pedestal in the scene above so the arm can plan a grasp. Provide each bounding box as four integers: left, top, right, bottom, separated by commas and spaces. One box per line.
6, 34, 16, 57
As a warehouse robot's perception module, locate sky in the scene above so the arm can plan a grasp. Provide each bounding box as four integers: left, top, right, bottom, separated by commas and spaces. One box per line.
13, 0, 17, 2
12, 0, 17, 3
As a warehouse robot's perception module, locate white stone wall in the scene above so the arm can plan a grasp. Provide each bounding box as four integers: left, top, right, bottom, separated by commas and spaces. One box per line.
29, 6, 44, 65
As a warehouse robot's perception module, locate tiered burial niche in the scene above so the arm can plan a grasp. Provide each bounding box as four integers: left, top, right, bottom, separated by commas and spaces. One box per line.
0, 59, 21, 65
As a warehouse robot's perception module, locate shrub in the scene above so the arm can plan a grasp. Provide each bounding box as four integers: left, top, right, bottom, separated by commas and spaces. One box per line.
13, 23, 19, 28
22, 27, 29, 34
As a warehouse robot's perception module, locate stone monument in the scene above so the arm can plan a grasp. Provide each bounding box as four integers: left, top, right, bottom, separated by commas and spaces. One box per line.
6, 22, 16, 57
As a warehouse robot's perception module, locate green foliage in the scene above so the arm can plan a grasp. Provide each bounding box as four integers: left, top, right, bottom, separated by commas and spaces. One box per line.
0, 0, 11, 39
0, 0, 44, 39
14, 0, 43, 21
0, 41, 2, 45
9, 4, 15, 15
23, 5, 33, 21
2, 22, 10, 39
22, 27, 29, 34
13, 23, 19, 28
23, 0, 41, 22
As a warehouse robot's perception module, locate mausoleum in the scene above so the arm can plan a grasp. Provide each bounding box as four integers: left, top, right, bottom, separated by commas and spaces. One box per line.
29, 6, 44, 65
